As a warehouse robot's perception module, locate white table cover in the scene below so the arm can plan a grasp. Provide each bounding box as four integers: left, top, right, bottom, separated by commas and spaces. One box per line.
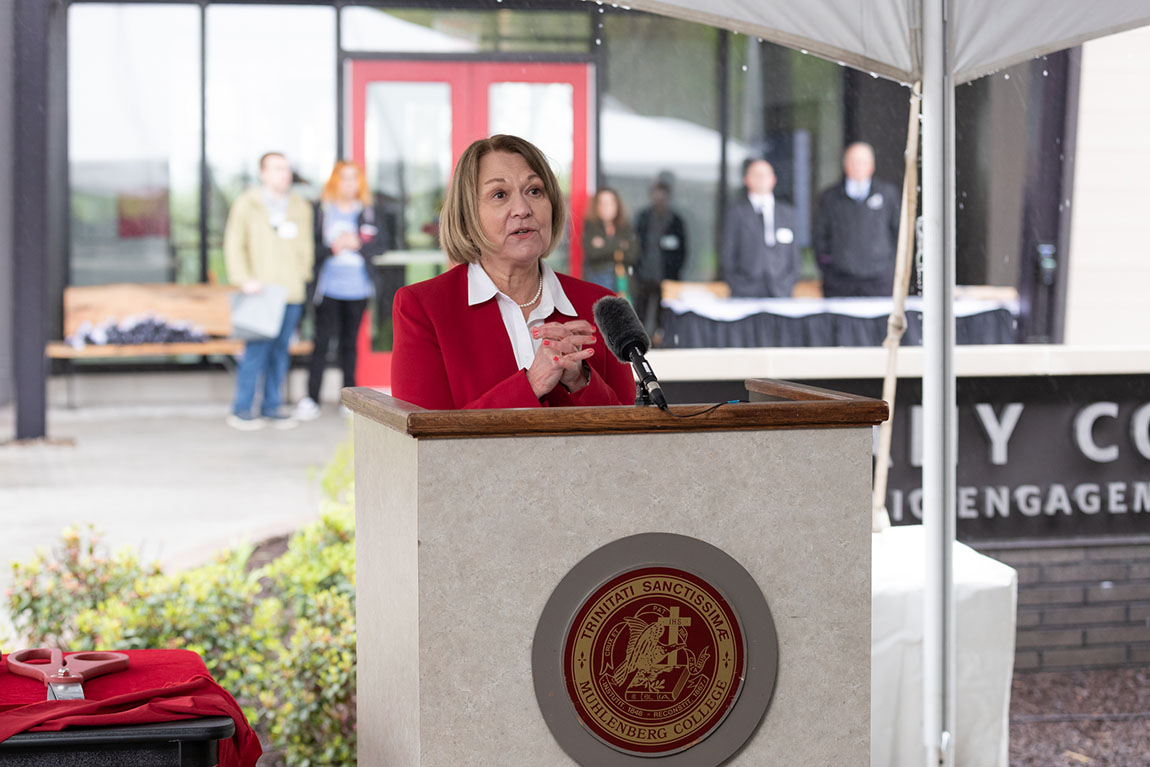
872, 525, 1017, 767
664, 292, 1020, 322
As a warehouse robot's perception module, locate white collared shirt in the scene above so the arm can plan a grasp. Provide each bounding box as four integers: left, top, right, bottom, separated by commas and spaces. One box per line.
748, 193, 776, 246
468, 262, 578, 371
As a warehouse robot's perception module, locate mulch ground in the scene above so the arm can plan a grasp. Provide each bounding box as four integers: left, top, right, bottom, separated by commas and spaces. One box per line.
246, 533, 291, 573
1011, 667, 1150, 766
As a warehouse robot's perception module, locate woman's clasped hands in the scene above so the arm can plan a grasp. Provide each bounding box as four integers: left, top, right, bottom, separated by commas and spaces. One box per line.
526, 320, 598, 398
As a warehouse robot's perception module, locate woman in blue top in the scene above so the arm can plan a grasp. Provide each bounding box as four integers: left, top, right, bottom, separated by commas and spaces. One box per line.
295, 161, 387, 419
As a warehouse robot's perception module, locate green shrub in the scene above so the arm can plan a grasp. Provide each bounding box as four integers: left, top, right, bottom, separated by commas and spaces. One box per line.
5, 445, 359, 767
264, 589, 357, 767
262, 503, 355, 616
6, 524, 161, 647
72, 546, 284, 726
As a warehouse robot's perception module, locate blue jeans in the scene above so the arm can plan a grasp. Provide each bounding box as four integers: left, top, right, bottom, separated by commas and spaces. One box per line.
586, 267, 616, 292
232, 303, 304, 418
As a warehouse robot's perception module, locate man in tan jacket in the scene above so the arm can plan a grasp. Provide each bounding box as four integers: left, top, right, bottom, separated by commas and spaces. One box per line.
224, 152, 314, 430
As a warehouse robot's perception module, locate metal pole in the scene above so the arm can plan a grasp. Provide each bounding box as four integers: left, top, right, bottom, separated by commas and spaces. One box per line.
199, 3, 209, 283
921, 0, 957, 765
12, 0, 50, 440
717, 30, 730, 267
335, 4, 345, 160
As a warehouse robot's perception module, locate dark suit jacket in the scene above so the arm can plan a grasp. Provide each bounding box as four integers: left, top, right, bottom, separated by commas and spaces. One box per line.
635, 207, 687, 282
720, 196, 801, 298
391, 264, 636, 410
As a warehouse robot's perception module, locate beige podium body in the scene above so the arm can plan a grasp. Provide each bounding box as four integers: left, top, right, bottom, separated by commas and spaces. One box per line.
343, 380, 886, 766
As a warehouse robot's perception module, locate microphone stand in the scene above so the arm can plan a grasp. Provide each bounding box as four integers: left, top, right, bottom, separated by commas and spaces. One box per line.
636, 379, 654, 407
626, 348, 668, 410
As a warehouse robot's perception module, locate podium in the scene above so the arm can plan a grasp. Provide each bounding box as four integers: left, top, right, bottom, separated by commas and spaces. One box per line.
343, 379, 886, 766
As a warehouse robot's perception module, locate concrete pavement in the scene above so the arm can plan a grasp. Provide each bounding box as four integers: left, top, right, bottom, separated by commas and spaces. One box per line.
1, 373, 353, 634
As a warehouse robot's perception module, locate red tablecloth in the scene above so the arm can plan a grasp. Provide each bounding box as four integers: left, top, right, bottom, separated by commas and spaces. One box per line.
0, 649, 260, 767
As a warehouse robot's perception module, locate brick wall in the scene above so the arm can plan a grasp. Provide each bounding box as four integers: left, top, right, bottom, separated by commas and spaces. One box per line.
974, 540, 1150, 671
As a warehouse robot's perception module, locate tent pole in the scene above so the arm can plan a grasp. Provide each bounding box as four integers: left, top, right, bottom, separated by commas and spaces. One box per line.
872, 83, 922, 533
922, 0, 958, 765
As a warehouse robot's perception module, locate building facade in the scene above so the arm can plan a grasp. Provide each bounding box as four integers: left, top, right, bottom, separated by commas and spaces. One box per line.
5, 0, 1150, 672
4, 1, 1083, 393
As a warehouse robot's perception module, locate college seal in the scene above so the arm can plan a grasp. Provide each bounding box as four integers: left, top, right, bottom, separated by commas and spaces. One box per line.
533, 533, 777, 767
564, 567, 744, 756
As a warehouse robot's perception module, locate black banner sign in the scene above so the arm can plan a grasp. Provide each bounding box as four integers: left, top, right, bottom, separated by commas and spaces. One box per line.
840, 375, 1148, 541
666, 375, 1150, 542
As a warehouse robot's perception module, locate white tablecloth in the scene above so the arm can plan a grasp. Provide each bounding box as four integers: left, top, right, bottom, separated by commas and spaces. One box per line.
872, 526, 1017, 767
664, 293, 1020, 321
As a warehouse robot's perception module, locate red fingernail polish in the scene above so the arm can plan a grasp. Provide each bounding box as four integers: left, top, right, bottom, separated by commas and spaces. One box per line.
553, 356, 559, 362
542, 339, 550, 345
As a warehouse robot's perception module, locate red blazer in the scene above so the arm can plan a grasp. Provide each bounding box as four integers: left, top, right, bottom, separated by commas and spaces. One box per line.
391, 264, 636, 410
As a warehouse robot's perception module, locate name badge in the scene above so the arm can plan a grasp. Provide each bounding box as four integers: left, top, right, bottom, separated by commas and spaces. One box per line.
659, 234, 680, 250
867, 193, 884, 210
775, 227, 794, 245
277, 221, 299, 239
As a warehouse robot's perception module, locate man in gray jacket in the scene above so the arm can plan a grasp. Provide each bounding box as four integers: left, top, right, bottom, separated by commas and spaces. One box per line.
720, 158, 800, 298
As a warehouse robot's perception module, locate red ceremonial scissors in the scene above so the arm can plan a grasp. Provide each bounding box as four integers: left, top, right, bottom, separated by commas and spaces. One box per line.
7, 648, 129, 701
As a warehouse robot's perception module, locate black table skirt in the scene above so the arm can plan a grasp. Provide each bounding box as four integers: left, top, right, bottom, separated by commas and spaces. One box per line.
0, 716, 234, 767
660, 308, 1016, 348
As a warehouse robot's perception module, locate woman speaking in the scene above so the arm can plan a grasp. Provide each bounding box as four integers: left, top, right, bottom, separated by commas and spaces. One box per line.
391, 135, 635, 410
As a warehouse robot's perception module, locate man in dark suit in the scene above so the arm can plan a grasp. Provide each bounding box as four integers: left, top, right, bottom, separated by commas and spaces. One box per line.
721, 158, 800, 298
813, 142, 901, 297
633, 179, 688, 336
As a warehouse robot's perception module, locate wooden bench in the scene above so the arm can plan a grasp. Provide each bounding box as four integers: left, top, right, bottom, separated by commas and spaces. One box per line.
47, 283, 314, 407
46, 283, 313, 360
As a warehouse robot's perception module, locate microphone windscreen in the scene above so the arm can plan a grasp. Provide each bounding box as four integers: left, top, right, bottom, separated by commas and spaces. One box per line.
593, 296, 650, 362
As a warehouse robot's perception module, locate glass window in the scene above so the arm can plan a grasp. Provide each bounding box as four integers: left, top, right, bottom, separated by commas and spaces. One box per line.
955, 55, 1071, 342
729, 36, 1085, 348
341, 8, 592, 54
601, 13, 722, 280
729, 39, 918, 287
67, 3, 201, 285
489, 81, 575, 270
728, 40, 848, 264
365, 81, 453, 252
205, 5, 336, 283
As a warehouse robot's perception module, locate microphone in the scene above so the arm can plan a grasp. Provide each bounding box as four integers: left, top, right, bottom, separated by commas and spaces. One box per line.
592, 296, 669, 411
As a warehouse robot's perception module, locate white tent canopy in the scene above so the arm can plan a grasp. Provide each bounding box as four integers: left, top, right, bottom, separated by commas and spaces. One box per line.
626, 0, 1150, 84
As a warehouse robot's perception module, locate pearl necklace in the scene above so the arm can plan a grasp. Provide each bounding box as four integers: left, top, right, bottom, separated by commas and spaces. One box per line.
517, 274, 544, 308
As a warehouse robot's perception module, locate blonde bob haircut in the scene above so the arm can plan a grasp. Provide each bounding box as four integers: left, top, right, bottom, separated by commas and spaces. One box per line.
439, 134, 567, 265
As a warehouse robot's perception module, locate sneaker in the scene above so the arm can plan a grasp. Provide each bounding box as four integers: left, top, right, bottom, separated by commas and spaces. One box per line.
263, 412, 299, 430
293, 397, 321, 421
226, 414, 265, 431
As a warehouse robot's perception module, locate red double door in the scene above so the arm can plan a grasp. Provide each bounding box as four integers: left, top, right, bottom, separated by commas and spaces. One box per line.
348, 60, 593, 387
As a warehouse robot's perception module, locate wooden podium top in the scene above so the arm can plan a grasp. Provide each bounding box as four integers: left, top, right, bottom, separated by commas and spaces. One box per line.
342, 379, 887, 440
